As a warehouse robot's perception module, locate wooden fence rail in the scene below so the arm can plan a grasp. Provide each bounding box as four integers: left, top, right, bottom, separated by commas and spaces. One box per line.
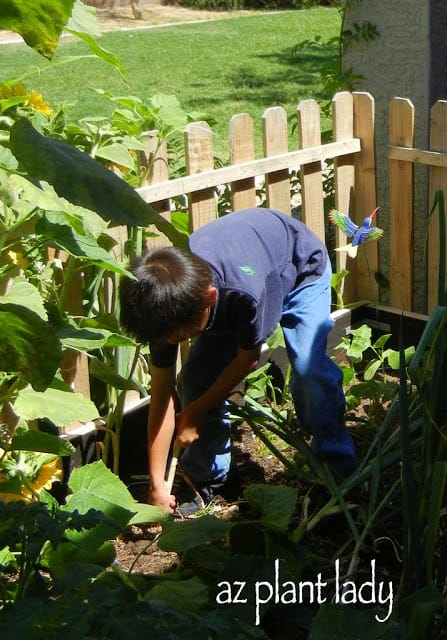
71, 91, 447, 397
134, 91, 379, 306
389, 97, 447, 312
132, 92, 447, 316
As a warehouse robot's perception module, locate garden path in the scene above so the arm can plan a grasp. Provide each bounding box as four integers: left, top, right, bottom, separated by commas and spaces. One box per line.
0, 1, 261, 44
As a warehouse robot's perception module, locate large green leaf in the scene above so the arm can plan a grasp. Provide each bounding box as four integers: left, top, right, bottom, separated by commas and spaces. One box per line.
0, 276, 47, 320
66, 0, 100, 37
36, 211, 129, 276
308, 604, 394, 639
158, 515, 231, 556
244, 484, 298, 534
14, 383, 99, 426
94, 143, 136, 170
400, 585, 443, 640
57, 322, 135, 350
65, 1, 126, 79
146, 577, 208, 614
64, 461, 168, 548
12, 429, 75, 456
43, 539, 116, 577
7, 174, 108, 238
0, 0, 76, 59
10, 119, 188, 248
0, 304, 61, 391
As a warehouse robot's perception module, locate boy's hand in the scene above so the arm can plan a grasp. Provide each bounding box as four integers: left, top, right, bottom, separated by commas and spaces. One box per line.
175, 409, 200, 446
149, 484, 176, 513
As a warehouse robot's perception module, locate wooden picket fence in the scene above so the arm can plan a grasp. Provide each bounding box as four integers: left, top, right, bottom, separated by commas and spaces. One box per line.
70, 91, 447, 399
134, 91, 447, 317
136, 91, 376, 307
389, 97, 447, 312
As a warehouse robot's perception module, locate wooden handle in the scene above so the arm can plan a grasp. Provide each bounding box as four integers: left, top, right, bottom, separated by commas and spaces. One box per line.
166, 442, 182, 494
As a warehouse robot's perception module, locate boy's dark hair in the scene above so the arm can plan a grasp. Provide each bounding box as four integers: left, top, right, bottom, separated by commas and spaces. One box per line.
119, 246, 213, 343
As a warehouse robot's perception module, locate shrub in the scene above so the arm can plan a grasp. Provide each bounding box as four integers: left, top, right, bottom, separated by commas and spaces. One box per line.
176, 0, 337, 11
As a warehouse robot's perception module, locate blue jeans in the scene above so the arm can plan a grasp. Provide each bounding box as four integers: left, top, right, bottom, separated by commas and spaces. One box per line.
177, 260, 356, 483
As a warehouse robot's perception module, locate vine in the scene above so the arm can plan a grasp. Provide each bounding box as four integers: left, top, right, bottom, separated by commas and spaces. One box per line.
294, 0, 379, 108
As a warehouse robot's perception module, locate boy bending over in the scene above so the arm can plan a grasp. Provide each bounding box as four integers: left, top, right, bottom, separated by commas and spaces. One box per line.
119, 208, 356, 514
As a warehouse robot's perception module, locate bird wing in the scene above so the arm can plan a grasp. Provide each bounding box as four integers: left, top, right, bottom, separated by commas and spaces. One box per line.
329, 209, 359, 237
359, 226, 384, 244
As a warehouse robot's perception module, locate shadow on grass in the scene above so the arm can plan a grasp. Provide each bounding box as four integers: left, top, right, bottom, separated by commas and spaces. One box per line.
186, 44, 332, 114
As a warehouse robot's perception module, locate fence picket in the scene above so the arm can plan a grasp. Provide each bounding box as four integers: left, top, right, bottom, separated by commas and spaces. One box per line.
332, 91, 357, 303
185, 121, 216, 232
428, 101, 447, 310
60, 265, 91, 399
229, 114, 256, 211
389, 97, 415, 310
297, 99, 325, 242
56, 90, 447, 401
142, 132, 171, 249
352, 92, 379, 302
263, 107, 291, 214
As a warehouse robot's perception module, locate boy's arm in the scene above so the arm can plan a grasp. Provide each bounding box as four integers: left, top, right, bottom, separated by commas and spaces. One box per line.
175, 346, 260, 445
147, 363, 177, 512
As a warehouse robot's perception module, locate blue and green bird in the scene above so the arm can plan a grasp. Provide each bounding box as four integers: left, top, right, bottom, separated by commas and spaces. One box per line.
329, 207, 384, 258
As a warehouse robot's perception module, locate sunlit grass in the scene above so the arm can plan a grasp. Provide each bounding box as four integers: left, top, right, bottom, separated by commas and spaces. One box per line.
0, 8, 339, 158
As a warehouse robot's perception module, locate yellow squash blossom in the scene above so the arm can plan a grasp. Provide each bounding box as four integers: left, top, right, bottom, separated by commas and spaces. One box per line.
0, 82, 53, 116
0, 81, 27, 99
7, 250, 29, 270
25, 89, 53, 117
0, 454, 62, 503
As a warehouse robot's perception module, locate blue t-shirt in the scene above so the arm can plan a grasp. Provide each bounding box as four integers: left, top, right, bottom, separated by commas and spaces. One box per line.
150, 208, 327, 367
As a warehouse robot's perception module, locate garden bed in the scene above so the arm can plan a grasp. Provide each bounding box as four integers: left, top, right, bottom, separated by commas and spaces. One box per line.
114, 414, 289, 575
109, 301, 427, 580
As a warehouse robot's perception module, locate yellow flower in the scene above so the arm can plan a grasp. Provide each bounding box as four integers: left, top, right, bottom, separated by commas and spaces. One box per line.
7, 250, 29, 270
0, 456, 62, 503
0, 82, 27, 99
25, 89, 53, 117
0, 82, 53, 117
31, 457, 62, 492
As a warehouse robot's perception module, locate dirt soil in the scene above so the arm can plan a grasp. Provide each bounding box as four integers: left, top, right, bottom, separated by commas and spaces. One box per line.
114, 416, 291, 574
112, 385, 387, 577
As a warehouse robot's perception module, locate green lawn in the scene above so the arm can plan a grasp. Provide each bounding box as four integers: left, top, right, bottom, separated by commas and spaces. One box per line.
0, 8, 340, 159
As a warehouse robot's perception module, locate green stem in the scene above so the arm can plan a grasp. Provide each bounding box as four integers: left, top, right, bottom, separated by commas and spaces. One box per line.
58, 255, 77, 312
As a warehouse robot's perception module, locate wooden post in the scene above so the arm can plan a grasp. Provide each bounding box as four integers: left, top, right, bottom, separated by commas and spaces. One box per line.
45, 247, 90, 399
389, 97, 415, 310
297, 99, 325, 241
332, 91, 357, 304
428, 100, 447, 311
263, 107, 291, 214
59, 259, 91, 399
141, 132, 172, 249
352, 92, 379, 302
229, 114, 256, 211
185, 121, 216, 232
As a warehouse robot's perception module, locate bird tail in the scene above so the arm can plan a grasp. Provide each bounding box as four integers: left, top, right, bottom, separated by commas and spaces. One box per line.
335, 243, 358, 258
